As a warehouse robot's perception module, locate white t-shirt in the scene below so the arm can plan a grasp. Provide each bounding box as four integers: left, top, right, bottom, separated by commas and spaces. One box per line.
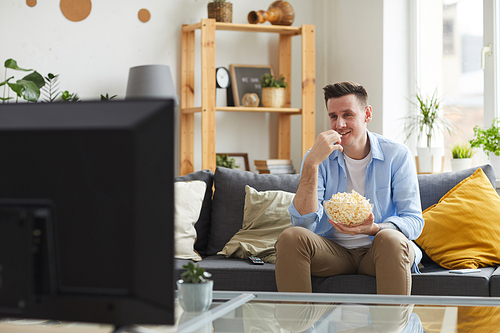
332, 152, 372, 249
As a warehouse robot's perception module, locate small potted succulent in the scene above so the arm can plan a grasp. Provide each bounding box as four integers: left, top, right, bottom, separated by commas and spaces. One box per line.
207, 0, 232, 23
470, 118, 500, 177
450, 143, 475, 172
260, 73, 287, 108
177, 262, 213, 312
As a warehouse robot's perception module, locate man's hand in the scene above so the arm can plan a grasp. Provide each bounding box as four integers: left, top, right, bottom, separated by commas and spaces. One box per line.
329, 213, 378, 236
304, 130, 343, 167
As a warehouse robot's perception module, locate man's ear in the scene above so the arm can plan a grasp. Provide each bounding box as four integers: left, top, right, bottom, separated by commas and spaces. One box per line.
365, 105, 373, 123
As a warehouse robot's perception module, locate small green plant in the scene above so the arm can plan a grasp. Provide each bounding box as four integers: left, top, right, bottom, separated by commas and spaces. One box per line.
469, 118, 500, 157
216, 154, 239, 169
61, 90, 80, 102
180, 262, 212, 283
451, 143, 475, 159
260, 73, 287, 89
101, 93, 117, 101
403, 88, 457, 148
1, 59, 45, 103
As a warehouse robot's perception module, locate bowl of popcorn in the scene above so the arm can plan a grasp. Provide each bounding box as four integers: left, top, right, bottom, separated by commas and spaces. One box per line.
323, 190, 373, 226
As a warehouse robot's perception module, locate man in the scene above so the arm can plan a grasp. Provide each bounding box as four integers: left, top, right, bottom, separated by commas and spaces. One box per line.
275, 81, 424, 295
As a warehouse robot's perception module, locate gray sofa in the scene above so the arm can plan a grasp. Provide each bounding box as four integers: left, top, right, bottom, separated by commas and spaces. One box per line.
175, 164, 499, 296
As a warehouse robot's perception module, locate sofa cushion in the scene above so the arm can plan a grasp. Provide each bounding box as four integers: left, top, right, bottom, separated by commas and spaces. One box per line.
174, 180, 206, 261
175, 169, 214, 257
416, 164, 495, 265
412, 264, 494, 296
217, 185, 294, 263
207, 167, 301, 255
175, 256, 278, 292
416, 168, 500, 269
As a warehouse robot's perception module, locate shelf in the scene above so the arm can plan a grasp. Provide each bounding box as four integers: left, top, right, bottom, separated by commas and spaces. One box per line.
182, 22, 302, 35
181, 106, 302, 114
180, 19, 316, 175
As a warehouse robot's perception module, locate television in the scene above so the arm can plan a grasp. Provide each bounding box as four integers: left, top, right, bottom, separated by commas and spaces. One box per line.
0, 99, 175, 328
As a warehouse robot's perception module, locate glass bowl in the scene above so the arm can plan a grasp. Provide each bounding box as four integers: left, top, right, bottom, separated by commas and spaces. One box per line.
323, 201, 374, 226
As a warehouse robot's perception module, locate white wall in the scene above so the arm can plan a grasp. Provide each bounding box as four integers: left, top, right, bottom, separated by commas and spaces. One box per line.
0, 0, 414, 174
327, 0, 413, 144
0, 0, 323, 175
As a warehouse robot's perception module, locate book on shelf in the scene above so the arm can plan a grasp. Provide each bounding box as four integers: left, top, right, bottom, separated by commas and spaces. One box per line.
254, 159, 292, 167
256, 164, 295, 174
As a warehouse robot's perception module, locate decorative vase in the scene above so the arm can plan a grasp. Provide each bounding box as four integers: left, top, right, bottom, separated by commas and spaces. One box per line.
247, 0, 294, 26
208, 2, 232, 23
416, 147, 444, 174
261, 87, 286, 108
489, 154, 500, 179
177, 280, 213, 312
450, 158, 472, 172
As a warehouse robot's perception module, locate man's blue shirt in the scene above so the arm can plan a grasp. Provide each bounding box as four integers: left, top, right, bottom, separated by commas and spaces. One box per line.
289, 131, 424, 272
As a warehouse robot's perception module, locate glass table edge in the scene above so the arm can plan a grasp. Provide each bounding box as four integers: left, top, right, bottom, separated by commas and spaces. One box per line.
209, 290, 500, 307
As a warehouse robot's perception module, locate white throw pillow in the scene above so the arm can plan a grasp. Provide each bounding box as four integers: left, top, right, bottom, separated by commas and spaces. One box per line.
174, 180, 206, 261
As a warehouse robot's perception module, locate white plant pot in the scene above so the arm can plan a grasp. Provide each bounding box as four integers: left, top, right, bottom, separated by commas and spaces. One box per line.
450, 158, 472, 172
417, 147, 444, 174
489, 154, 500, 179
177, 280, 213, 312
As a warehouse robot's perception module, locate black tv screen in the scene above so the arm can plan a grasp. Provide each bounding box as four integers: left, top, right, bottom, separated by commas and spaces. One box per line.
0, 99, 175, 327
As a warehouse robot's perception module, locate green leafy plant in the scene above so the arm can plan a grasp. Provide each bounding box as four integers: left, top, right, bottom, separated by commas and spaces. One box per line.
1, 59, 45, 103
216, 154, 239, 169
61, 90, 80, 102
451, 143, 475, 159
260, 73, 287, 89
469, 118, 500, 157
101, 93, 117, 101
403, 89, 457, 148
41, 73, 61, 102
180, 262, 212, 283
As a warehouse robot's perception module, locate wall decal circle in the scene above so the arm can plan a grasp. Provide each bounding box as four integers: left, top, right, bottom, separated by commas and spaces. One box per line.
138, 9, 151, 23
26, 0, 37, 7
60, 0, 92, 22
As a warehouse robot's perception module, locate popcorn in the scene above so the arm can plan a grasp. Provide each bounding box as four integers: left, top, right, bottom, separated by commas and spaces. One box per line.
323, 190, 373, 226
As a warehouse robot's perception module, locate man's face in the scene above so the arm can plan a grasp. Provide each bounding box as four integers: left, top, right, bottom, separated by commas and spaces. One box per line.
327, 94, 372, 157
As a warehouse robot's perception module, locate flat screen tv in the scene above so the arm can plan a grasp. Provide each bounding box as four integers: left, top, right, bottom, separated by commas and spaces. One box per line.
0, 99, 175, 328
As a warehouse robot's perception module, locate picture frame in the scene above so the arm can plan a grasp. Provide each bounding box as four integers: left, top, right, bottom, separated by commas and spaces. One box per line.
217, 153, 250, 171
229, 64, 274, 107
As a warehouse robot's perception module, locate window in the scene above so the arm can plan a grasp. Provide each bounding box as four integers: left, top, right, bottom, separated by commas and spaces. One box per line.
416, 0, 498, 170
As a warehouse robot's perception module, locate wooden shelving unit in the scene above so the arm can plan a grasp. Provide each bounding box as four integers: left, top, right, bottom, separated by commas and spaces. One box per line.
180, 19, 316, 175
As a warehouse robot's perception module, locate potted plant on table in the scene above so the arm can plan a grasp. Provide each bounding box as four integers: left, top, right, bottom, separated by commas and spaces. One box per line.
404, 89, 456, 174
450, 143, 475, 172
469, 118, 500, 177
177, 262, 213, 312
260, 73, 287, 108
207, 0, 232, 23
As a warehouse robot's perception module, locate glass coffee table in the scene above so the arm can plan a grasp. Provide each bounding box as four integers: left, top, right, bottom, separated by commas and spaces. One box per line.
2, 291, 500, 332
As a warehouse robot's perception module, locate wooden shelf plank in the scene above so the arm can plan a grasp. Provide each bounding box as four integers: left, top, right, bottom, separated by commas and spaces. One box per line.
182, 21, 302, 35
182, 107, 301, 114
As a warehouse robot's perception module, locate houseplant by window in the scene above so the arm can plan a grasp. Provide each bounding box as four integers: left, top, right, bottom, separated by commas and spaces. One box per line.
260, 73, 287, 108
207, 0, 232, 23
470, 118, 500, 177
404, 89, 456, 173
177, 262, 213, 312
450, 143, 475, 172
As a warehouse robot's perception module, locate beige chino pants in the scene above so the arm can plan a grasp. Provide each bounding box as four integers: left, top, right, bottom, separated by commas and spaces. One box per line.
275, 227, 415, 295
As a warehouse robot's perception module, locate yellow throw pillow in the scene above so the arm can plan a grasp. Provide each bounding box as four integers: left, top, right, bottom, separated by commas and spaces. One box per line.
217, 185, 295, 263
416, 168, 500, 269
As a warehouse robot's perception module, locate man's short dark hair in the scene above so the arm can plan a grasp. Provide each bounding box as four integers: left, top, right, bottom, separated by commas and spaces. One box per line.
323, 81, 368, 108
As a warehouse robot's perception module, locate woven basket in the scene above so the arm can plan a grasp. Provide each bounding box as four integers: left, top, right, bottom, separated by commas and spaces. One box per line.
261, 87, 285, 108
208, 2, 233, 23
